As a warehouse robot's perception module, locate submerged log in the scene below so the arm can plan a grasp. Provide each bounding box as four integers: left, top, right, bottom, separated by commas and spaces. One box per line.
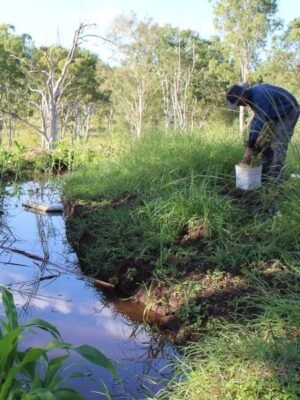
0, 245, 115, 289
22, 201, 64, 212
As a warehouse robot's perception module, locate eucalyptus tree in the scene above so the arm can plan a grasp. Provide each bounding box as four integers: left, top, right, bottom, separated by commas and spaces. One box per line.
151, 26, 200, 130
21, 23, 95, 149
107, 14, 159, 137
279, 18, 300, 97
210, 0, 280, 130
59, 49, 110, 143
153, 28, 234, 129
0, 23, 110, 149
107, 14, 229, 134
0, 24, 32, 144
258, 18, 300, 99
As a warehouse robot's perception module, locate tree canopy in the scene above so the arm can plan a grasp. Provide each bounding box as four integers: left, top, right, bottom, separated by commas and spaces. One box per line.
0, 1, 298, 145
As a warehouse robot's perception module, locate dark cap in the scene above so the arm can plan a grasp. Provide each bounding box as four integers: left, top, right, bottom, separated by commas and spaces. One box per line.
226, 83, 248, 108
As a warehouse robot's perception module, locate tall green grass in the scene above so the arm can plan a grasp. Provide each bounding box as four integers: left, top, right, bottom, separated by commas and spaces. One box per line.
64, 124, 300, 399
64, 126, 242, 200
64, 127, 243, 277
155, 317, 300, 399
65, 126, 300, 276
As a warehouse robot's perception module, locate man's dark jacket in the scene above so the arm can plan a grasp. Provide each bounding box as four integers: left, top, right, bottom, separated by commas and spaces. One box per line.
246, 84, 299, 148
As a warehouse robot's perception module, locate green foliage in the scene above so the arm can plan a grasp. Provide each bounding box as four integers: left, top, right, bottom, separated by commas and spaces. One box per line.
64, 125, 300, 399
0, 8, 297, 141
64, 126, 241, 282
0, 285, 117, 399
211, 0, 281, 82
254, 17, 300, 99
0, 139, 106, 179
0, 141, 33, 179
64, 125, 300, 279
0, 24, 32, 114
155, 314, 300, 399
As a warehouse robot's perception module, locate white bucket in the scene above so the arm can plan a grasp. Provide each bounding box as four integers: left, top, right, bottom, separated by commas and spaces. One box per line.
235, 164, 262, 190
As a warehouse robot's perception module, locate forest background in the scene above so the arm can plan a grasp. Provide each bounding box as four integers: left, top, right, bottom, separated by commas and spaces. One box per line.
0, 0, 299, 149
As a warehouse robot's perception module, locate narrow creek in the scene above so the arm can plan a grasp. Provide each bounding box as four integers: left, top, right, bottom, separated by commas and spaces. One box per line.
0, 180, 176, 399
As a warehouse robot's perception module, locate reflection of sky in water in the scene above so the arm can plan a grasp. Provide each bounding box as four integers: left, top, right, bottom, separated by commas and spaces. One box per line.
0, 181, 175, 399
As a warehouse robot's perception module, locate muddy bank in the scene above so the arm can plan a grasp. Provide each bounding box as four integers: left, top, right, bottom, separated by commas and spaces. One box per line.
64, 198, 262, 342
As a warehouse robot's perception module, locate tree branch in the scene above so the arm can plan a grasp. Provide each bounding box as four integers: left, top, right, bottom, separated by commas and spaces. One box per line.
0, 108, 43, 134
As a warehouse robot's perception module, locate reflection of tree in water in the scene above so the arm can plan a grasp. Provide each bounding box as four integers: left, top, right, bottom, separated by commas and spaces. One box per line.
0, 186, 17, 263
0, 181, 63, 315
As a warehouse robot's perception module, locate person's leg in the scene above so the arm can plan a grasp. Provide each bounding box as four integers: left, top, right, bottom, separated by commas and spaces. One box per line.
261, 146, 273, 177
266, 108, 299, 179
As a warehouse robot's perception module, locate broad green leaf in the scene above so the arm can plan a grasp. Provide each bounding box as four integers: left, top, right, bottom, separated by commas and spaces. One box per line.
65, 371, 89, 379
0, 347, 45, 399
0, 319, 9, 336
24, 319, 62, 341
0, 337, 14, 373
31, 371, 43, 390
74, 345, 117, 378
36, 393, 56, 400
26, 389, 56, 400
22, 389, 56, 400
53, 387, 84, 400
44, 355, 69, 387
21, 394, 40, 400
16, 350, 36, 380
0, 286, 18, 332
45, 341, 118, 379
0, 328, 21, 375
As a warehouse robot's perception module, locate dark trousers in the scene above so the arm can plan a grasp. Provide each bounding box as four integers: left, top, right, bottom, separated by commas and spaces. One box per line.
262, 108, 299, 179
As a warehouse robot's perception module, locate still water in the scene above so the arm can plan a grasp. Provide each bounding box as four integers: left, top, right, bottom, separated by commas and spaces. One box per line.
0, 180, 175, 399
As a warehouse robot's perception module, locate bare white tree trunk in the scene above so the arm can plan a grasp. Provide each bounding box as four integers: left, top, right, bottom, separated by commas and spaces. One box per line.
135, 79, 145, 138
156, 69, 171, 131
8, 118, 15, 147
3, 23, 104, 149
156, 36, 196, 132
14, 23, 89, 149
0, 120, 3, 146
108, 106, 114, 131
239, 60, 249, 134
82, 104, 93, 141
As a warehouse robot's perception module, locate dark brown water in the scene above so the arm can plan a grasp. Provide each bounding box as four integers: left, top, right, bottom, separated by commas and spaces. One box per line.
0, 180, 175, 399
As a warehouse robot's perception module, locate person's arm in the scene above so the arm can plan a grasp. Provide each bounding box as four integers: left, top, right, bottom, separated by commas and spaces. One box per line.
247, 114, 265, 149
243, 147, 254, 164
243, 114, 266, 164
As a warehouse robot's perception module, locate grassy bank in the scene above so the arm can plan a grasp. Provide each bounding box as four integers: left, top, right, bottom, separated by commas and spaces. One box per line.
63, 124, 300, 399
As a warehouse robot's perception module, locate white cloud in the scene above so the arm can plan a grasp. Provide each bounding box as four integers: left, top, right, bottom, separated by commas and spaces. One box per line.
197, 21, 216, 38
0, 289, 72, 315
0, 270, 27, 283
82, 6, 122, 32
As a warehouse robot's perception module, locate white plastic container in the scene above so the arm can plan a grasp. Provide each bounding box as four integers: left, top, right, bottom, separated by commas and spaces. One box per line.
235, 164, 262, 190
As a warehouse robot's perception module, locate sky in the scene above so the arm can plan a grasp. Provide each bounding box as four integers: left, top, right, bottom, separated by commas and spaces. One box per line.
1, 0, 299, 61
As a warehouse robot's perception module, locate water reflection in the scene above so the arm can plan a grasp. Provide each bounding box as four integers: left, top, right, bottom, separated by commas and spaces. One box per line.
0, 181, 175, 399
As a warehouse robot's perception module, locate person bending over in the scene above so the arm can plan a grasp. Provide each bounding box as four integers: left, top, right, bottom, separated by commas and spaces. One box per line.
226, 83, 299, 180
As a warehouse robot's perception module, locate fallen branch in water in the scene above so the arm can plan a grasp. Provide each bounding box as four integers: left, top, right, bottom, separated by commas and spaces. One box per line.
39, 274, 60, 281
0, 245, 115, 289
